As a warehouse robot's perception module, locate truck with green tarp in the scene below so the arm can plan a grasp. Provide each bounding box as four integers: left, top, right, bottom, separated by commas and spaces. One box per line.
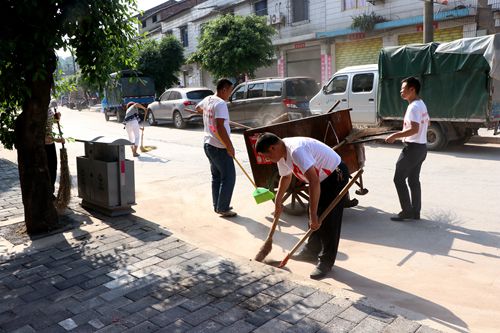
103, 70, 155, 122
378, 34, 500, 149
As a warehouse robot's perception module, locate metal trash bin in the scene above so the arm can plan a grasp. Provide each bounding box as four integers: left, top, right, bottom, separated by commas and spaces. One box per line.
76, 136, 135, 216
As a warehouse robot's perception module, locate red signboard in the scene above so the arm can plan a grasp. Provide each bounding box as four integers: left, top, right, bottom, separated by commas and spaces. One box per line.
294, 42, 306, 49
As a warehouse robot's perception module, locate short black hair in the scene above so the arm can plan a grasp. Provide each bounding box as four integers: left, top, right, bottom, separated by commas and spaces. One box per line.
216, 78, 233, 92
402, 76, 421, 94
255, 132, 281, 153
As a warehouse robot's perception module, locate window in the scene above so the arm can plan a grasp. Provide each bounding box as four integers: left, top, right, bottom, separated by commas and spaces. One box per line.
343, 0, 367, 10
160, 91, 171, 101
152, 14, 157, 23
286, 79, 318, 97
352, 73, 374, 93
186, 90, 213, 100
231, 85, 246, 101
168, 91, 182, 100
142, 20, 147, 28
266, 82, 282, 97
254, 0, 268, 16
247, 83, 265, 98
179, 26, 188, 47
292, 0, 309, 22
324, 75, 348, 94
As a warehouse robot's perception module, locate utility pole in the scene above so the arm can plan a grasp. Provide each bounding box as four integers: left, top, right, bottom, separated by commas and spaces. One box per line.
423, 0, 434, 43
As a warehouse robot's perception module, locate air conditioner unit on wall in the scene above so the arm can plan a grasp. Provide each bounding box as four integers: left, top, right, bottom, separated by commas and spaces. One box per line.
267, 13, 285, 25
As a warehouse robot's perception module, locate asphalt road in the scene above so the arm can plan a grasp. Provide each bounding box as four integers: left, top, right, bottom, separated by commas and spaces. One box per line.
10, 107, 500, 333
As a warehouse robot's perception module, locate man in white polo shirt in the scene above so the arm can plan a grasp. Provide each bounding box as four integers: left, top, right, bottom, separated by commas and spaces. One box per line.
256, 133, 349, 279
385, 76, 429, 221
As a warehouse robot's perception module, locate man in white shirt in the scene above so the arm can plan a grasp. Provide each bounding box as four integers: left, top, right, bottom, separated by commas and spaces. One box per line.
256, 133, 349, 279
385, 76, 429, 221
196, 78, 237, 217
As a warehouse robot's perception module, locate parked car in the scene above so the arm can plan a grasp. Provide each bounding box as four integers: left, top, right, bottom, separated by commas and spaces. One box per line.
146, 87, 213, 128
227, 77, 318, 127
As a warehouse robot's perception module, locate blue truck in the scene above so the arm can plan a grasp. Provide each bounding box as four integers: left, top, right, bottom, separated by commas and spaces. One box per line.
103, 70, 155, 122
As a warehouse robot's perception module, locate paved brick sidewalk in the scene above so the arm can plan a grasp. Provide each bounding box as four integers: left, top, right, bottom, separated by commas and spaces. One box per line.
0, 159, 23, 223
0, 158, 441, 333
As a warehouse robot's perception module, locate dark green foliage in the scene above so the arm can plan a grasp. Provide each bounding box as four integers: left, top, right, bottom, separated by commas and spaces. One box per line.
188, 14, 276, 79
137, 36, 185, 95
0, 0, 140, 234
351, 12, 387, 32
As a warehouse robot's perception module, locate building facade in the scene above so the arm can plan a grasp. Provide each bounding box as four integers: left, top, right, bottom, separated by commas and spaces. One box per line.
147, 0, 499, 90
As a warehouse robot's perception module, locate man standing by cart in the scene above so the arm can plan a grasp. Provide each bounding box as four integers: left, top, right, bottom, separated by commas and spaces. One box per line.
385, 76, 429, 221
196, 78, 237, 218
256, 133, 349, 279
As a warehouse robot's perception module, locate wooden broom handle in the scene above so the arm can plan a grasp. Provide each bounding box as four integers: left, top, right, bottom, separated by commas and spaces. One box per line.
285, 168, 364, 258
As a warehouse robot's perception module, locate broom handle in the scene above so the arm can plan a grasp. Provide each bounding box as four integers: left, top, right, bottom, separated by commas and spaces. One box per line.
281, 168, 364, 262
184, 108, 252, 129
56, 120, 65, 149
212, 131, 257, 188
266, 212, 281, 240
327, 99, 341, 113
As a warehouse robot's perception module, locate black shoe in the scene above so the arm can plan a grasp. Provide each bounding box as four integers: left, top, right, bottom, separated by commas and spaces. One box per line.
291, 249, 318, 262
413, 213, 420, 220
390, 211, 415, 221
310, 262, 332, 280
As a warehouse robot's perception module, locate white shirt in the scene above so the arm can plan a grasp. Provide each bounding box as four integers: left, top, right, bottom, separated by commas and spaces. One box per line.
277, 137, 341, 183
403, 99, 429, 144
197, 95, 231, 148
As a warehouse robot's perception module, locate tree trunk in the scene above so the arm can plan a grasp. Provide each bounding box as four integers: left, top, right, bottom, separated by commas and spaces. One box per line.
14, 62, 59, 234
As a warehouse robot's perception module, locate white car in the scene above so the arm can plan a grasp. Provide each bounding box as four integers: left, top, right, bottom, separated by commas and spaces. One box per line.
146, 87, 213, 128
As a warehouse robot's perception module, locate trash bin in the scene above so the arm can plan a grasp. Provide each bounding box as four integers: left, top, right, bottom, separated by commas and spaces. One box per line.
76, 136, 135, 216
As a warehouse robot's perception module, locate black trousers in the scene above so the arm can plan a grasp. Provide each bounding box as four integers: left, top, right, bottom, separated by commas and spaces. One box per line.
394, 142, 427, 215
303, 161, 349, 266
45, 143, 57, 195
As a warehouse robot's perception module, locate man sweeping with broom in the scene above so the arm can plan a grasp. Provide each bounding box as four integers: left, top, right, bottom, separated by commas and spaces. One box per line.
255, 133, 349, 279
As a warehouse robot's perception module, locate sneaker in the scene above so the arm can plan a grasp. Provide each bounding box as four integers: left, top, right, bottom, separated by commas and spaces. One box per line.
390, 211, 415, 221
218, 210, 237, 217
291, 248, 318, 262
133, 152, 140, 157
310, 262, 333, 280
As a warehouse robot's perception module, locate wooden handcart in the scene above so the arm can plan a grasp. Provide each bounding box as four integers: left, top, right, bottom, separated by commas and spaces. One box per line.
243, 108, 368, 215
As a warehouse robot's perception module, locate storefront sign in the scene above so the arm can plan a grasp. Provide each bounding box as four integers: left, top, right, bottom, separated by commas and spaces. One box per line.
294, 42, 306, 49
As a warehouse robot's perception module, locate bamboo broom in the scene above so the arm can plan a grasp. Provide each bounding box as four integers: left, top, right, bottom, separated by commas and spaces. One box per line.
55, 116, 71, 212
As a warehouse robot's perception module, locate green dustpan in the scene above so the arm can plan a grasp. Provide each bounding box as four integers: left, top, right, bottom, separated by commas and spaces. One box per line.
253, 187, 275, 204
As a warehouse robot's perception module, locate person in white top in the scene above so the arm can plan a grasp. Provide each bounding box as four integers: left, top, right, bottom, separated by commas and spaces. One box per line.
195, 78, 237, 218
256, 133, 349, 279
385, 76, 429, 221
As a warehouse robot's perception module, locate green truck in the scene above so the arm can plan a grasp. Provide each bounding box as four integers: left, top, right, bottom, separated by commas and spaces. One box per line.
310, 34, 500, 150
378, 34, 500, 150
103, 70, 155, 122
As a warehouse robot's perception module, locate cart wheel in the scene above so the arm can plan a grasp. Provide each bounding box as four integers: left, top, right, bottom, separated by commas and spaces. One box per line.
355, 188, 369, 195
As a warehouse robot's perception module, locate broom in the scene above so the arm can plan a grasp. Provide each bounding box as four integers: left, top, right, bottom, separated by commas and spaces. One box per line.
140, 109, 157, 152
55, 118, 71, 212
277, 169, 364, 268
254, 212, 281, 262
333, 127, 394, 150
212, 131, 274, 204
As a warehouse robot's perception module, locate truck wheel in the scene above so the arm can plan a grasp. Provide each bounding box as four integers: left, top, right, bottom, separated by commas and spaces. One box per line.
173, 111, 186, 129
426, 123, 447, 151
117, 110, 125, 123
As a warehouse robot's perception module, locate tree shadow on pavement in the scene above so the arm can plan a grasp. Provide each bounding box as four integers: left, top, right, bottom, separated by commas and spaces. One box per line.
333, 266, 469, 333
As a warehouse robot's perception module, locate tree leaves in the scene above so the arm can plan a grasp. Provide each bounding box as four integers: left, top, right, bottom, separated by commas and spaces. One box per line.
188, 14, 276, 80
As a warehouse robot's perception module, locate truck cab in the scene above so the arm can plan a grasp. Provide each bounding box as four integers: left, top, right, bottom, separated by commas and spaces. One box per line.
309, 64, 378, 125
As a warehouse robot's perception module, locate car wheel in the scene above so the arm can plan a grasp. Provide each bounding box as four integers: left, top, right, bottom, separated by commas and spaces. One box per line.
146, 109, 156, 126
173, 111, 186, 129
104, 113, 109, 121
